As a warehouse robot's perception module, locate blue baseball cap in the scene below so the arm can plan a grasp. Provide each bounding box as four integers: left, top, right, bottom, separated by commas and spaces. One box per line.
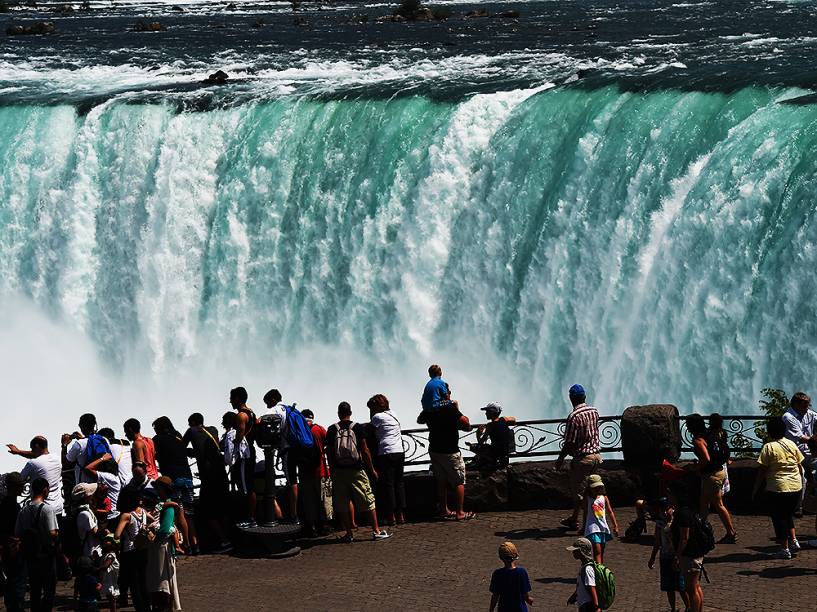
569, 384, 586, 397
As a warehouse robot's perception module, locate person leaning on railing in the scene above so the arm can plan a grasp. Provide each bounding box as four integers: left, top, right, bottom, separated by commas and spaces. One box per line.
555, 384, 601, 532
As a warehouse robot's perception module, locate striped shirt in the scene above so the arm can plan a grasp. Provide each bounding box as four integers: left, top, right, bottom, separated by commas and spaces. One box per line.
563, 403, 600, 456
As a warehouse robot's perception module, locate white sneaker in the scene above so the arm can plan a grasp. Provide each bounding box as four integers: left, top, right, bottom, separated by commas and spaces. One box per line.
789, 538, 801, 552
772, 548, 792, 560
372, 530, 392, 541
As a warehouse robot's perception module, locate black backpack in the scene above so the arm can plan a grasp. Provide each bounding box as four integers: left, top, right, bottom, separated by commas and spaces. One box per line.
706, 430, 730, 468
21, 505, 53, 561
686, 513, 716, 558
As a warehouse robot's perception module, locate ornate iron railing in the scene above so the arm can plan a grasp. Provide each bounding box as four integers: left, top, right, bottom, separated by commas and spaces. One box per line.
401, 414, 772, 467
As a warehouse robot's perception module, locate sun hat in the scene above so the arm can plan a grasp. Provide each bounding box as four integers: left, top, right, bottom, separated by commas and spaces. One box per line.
566, 537, 593, 559
71, 482, 98, 501
481, 402, 503, 414
498, 541, 519, 560
586, 474, 605, 489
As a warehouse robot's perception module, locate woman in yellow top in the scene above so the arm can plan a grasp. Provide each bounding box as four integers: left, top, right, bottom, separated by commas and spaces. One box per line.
752, 417, 804, 560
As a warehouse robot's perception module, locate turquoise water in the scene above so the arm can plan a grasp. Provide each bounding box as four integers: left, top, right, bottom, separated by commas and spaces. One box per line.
2, 85, 816, 422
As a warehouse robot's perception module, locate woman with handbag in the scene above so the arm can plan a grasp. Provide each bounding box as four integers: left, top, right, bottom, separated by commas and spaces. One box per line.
753, 417, 805, 560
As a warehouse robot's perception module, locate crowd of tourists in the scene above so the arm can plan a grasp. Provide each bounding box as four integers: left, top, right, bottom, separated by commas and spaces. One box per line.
488, 386, 817, 612
1, 366, 815, 612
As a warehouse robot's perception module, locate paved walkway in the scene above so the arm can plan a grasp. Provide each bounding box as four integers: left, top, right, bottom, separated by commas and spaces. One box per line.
56, 508, 816, 611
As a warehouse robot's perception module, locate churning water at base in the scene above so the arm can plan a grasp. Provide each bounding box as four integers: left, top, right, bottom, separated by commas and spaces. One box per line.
2, 83, 817, 452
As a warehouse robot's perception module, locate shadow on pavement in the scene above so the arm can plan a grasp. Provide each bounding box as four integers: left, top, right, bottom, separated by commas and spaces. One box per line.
496, 527, 568, 540
534, 576, 575, 585
737, 566, 817, 579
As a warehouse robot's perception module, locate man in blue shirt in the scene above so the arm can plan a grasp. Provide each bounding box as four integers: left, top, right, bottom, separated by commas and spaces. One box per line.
421, 364, 453, 412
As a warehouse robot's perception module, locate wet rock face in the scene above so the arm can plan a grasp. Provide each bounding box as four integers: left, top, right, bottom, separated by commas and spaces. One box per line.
621, 404, 682, 468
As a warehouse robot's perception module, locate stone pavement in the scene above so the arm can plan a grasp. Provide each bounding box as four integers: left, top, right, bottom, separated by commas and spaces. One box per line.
57, 508, 816, 611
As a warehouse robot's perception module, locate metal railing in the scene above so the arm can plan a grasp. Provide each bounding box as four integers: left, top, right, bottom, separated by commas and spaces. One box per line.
401, 414, 772, 468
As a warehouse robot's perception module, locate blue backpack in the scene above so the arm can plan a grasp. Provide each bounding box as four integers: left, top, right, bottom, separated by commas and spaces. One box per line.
284, 405, 315, 450
83, 434, 112, 464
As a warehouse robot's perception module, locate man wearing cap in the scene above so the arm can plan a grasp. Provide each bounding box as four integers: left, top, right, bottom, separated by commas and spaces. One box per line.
556, 384, 601, 531
469, 403, 517, 472
1, 472, 26, 611
566, 537, 600, 612
7, 436, 64, 517
73, 482, 101, 559
299, 409, 332, 537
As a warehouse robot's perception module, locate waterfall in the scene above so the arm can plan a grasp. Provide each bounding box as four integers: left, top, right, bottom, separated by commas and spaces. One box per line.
2, 85, 816, 452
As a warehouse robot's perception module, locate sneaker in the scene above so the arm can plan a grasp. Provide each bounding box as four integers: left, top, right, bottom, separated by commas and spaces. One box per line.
790, 538, 801, 552
213, 542, 234, 554
339, 533, 354, 543
372, 530, 392, 541
771, 548, 792, 560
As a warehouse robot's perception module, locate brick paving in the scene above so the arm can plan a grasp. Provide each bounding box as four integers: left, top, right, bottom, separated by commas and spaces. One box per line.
54, 508, 816, 611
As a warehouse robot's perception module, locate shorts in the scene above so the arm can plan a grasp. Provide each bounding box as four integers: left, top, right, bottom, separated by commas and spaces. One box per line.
570, 454, 602, 501
231, 458, 255, 495
659, 556, 685, 592
587, 532, 613, 545
700, 469, 727, 512
283, 447, 315, 486
430, 451, 466, 487
678, 555, 704, 575
332, 468, 376, 513
172, 477, 195, 513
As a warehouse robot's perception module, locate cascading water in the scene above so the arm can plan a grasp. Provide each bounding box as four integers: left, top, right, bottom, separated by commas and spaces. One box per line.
3, 83, 817, 458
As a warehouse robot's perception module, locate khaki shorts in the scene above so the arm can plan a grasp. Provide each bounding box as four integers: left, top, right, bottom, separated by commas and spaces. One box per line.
678, 555, 704, 574
430, 451, 466, 487
700, 469, 727, 512
570, 454, 602, 501
332, 468, 375, 513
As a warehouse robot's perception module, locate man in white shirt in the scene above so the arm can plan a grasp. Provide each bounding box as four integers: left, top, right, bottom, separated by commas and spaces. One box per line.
62, 413, 100, 485
6, 435, 65, 515
782, 391, 817, 512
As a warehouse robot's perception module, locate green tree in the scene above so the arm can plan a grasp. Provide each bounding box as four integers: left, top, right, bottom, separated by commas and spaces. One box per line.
755, 387, 789, 443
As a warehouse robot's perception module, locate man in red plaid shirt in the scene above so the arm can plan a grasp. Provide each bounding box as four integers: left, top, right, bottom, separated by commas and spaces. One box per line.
555, 384, 601, 530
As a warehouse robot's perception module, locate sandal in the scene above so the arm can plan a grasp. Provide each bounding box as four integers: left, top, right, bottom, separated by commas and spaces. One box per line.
440, 512, 458, 521
456, 511, 477, 521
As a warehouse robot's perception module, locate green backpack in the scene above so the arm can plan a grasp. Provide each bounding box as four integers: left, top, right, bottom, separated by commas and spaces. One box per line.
585, 561, 616, 610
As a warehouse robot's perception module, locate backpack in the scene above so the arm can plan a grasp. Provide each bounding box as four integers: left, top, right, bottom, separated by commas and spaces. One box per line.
83, 434, 112, 464
21, 505, 53, 561
687, 514, 716, 557
585, 561, 616, 610
284, 405, 315, 450
333, 422, 361, 467
706, 430, 730, 468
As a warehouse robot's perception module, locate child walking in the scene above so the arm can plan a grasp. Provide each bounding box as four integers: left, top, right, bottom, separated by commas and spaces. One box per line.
648, 498, 690, 612
100, 533, 121, 612
581, 475, 619, 563
566, 538, 599, 612
489, 541, 534, 612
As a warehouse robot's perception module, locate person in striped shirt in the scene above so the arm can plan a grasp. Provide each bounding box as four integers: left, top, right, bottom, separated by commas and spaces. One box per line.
556, 384, 602, 531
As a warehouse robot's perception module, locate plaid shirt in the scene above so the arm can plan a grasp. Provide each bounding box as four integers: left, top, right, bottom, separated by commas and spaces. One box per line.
563, 403, 600, 456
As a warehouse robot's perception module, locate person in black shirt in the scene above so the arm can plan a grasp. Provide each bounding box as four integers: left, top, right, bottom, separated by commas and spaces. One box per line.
469, 402, 516, 472
417, 400, 473, 520
669, 484, 705, 612
182, 413, 232, 553
1, 472, 26, 612
152, 416, 198, 554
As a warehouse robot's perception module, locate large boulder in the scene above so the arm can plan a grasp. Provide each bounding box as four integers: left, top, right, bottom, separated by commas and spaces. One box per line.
621, 404, 681, 468
465, 469, 509, 511
6, 21, 56, 36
